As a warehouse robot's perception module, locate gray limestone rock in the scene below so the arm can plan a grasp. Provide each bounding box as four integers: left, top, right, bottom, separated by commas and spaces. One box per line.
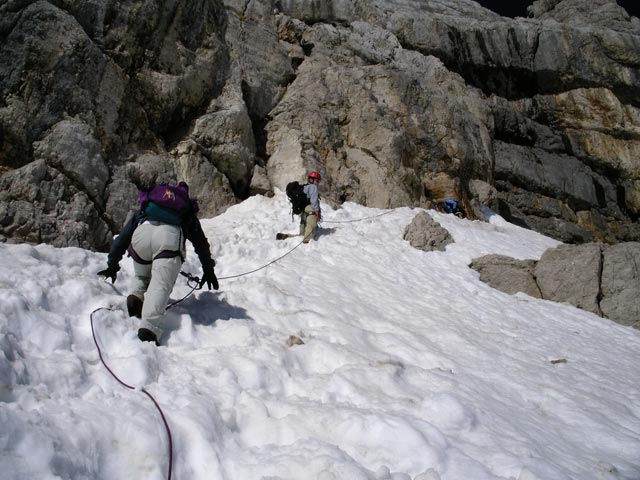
403, 212, 454, 252
249, 164, 273, 196
33, 119, 109, 204
534, 243, 603, 315
0, 160, 111, 249
174, 148, 236, 219
2, 0, 640, 251
266, 22, 493, 213
470, 255, 542, 298
0, 0, 230, 249
471, 241, 640, 330
600, 242, 640, 327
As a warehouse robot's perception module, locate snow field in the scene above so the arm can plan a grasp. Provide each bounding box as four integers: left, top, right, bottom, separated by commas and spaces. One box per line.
1, 192, 639, 479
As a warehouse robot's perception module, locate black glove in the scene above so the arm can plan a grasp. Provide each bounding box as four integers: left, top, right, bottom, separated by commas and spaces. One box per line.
200, 264, 219, 290
97, 264, 119, 283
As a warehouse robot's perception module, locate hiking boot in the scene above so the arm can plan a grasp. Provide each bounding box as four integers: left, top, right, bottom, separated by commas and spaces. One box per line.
127, 295, 143, 318
276, 233, 288, 240
137, 328, 159, 346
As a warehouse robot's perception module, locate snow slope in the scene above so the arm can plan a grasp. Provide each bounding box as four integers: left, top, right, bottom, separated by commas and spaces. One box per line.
1, 193, 639, 480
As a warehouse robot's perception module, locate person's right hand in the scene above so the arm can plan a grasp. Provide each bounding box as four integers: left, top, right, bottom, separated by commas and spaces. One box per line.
200, 266, 219, 290
97, 265, 119, 283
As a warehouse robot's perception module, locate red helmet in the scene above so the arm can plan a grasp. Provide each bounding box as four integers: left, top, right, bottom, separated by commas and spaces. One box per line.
308, 170, 321, 180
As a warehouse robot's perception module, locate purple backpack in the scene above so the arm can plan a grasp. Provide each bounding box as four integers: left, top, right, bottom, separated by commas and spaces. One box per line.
139, 182, 197, 224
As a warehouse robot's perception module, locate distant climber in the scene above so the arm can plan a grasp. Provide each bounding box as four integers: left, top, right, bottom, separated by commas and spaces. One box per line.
436, 198, 465, 218
277, 170, 323, 243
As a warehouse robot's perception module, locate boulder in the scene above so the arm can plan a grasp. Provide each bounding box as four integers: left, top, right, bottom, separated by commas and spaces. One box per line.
470, 255, 542, 298
471, 241, 640, 329
534, 243, 603, 315
33, 119, 109, 204
403, 212, 454, 252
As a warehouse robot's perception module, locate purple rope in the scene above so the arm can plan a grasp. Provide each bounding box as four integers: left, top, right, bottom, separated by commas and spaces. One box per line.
90, 307, 173, 480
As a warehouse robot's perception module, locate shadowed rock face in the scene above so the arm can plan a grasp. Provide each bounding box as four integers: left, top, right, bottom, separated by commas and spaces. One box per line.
1, 0, 639, 249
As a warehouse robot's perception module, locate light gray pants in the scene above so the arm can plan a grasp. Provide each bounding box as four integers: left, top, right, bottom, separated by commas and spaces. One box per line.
299, 204, 318, 242
130, 222, 184, 339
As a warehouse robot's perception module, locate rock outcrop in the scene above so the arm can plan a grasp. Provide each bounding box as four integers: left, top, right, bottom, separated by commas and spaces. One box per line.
0, 0, 232, 248
470, 242, 640, 329
600, 242, 640, 325
534, 243, 603, 315
1, 0, 639, 249
469, 255, 542, 299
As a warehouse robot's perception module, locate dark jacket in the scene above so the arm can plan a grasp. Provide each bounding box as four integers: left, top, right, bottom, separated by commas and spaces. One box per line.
107, 209, 214, 270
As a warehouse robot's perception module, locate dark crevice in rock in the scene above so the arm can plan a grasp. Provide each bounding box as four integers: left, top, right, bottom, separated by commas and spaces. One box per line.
608, 85, 640, 109
241, 80, 268, 165
593, 179, 607, 209
301, 41, 314, 56
492, 130, 535, 149
462, 65, 573, 101
402, 27, 640, 107
162, 123, 192, 151
531, 268, 544, 299
617, 185, 638, 221
158, 93, 222, 142
596, 245, 605, 312
291, 56, 304, 70
495, 172, 574, 211
0, 3, 26, 39
0, 128, 33, 170
497, 198, 530, 228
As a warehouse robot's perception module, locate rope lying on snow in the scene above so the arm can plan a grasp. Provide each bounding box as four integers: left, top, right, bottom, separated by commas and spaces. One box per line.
89, 307, 174, 480
88, 209, 396, 477
87, 233, 308, 479
165, 271, 202, 310
320, 210, 394, 224
89, 235, 310, 478
217, 232, 311, 280
214, 211, 394, 280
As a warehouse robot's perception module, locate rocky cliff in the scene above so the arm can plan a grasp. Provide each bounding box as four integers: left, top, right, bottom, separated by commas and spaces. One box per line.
470, 241, 640, 329
1, 0, 639, 249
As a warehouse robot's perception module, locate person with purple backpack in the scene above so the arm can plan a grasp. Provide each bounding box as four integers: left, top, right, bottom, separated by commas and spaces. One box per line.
98, 181, 218, 345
